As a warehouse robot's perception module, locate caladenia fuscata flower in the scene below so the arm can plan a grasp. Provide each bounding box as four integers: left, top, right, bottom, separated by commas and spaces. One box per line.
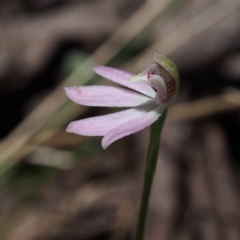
64, 52, 179, 149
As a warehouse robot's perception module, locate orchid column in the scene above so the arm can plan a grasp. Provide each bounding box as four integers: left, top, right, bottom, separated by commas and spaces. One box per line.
64, 52, 180, 240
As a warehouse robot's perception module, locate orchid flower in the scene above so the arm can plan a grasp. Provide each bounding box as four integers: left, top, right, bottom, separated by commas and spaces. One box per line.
64, 52, 179, 149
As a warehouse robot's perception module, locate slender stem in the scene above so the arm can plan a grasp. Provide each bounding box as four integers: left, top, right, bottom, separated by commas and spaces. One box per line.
134, 109, 167, 240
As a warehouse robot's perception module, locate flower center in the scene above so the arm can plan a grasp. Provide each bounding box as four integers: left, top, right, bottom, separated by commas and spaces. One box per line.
130, 63, 176, 105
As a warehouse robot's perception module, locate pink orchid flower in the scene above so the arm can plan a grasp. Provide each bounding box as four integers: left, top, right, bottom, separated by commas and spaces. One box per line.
64, 52, 179, 149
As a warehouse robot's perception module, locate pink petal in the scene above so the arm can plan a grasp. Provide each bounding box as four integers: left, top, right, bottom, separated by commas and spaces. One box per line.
102, 105, 164, 149
66, 104, 155, 136
64, 86, 152, 107
93, 66, 156, 98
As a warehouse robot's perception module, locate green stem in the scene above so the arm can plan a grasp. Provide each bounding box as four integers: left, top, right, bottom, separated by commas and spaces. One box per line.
135, 109, 167, 240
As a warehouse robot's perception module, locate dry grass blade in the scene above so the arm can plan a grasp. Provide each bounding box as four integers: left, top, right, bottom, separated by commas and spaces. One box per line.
167, 90, 240, 123
125, 0, 240, 70
203, 124, 240, 240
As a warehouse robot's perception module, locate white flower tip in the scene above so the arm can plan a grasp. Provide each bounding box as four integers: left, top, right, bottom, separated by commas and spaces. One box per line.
63, 86, 69, 93
64, 86, 75, 98
66, 122, 75, 133
64, 87, 72, 100
93, 66, 105, 74
101, 139, 109, 150
66, 121, 83, 135
64, 86, 84, 104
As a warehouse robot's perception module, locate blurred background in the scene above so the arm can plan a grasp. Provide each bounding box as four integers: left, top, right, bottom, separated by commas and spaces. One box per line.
0, 0, 240, 239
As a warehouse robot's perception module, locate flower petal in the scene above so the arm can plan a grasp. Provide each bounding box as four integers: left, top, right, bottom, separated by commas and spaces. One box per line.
66, 103, 155, 136
64, 86, 152, 107
147, 75, 167, 104
102, 105, 164, 149
93, 66, 156, 98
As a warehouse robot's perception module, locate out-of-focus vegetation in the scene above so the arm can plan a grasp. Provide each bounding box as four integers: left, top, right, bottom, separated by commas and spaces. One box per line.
0, 0, 240, 239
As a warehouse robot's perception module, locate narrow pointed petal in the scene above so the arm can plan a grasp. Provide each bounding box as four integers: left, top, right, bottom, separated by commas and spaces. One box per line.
102, 105, 164, 149
66, 104, 155, 136
93, 66, 156, 98
65, 86, 152, 107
